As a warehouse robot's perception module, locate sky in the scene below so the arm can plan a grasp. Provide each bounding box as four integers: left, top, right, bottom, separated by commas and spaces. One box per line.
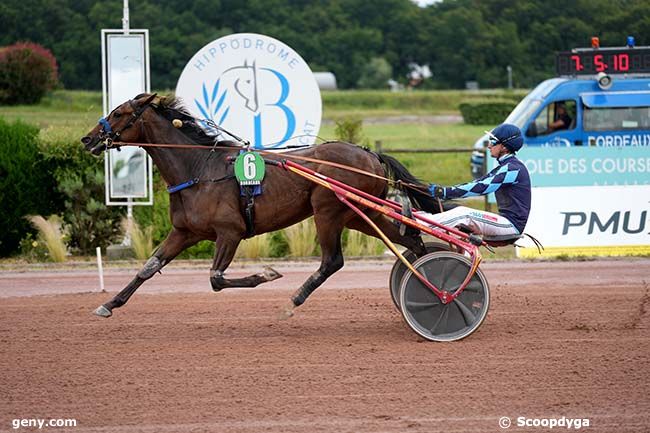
412, 0, 440, 6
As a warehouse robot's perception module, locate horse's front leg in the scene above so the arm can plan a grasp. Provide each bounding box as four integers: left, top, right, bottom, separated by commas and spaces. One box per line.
210, 233, 282, 291
93, 228, 202, 318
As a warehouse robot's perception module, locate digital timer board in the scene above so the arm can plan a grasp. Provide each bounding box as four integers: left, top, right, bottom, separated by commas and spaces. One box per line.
556, 47, 650, 75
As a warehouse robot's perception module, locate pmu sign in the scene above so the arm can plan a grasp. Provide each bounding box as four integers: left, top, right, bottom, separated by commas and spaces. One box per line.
176, 33, 322, 149
520, 185, 649, 257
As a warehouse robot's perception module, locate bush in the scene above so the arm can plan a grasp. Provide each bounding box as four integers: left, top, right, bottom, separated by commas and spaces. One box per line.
0, 42, 58, 105
458, 100, 518, 125
133, 172, 173, 245
0, 117, 58, 256
357, 57, 392, 89
283, 218, 318, 257
334, 118, 366, 145
39, 138, 124, 254
26, 215, 67, 262
121, 217, 154, 260
343, 229, 385, 256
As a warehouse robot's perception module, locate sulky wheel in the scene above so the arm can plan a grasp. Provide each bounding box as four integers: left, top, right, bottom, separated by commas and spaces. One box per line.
398, 251, 489, 342
389, 241, 451, 310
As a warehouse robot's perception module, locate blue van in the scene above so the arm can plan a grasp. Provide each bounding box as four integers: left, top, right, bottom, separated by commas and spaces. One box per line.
470, 44, 650, 178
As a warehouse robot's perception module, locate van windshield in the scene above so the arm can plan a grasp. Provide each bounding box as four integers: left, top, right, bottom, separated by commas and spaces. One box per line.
504, 97, 542, 128
504, 78, 565, 128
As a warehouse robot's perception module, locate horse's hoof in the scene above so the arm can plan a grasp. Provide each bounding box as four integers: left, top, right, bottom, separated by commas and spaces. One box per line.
277, 302, 295, 320
263, 266, 282, 282
93, 305, 112, 318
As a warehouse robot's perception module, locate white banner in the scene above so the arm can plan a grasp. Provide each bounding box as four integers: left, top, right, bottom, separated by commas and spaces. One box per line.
101, 29, 152, 205
518, 185, 650, 257
176, 33, 321, 149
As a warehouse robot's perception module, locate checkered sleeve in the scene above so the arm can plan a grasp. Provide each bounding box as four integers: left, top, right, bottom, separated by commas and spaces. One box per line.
442, 164, 520, 199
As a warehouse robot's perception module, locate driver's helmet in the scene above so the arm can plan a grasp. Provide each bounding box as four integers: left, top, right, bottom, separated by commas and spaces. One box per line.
486, 123, 523, 152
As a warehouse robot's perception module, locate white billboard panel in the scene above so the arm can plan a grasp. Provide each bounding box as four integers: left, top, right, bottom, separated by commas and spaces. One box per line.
517, 185, 650, 257
101, 29, 152, 205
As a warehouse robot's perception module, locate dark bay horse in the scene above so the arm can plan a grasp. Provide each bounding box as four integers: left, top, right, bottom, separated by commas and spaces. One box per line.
81, 93, 438, 318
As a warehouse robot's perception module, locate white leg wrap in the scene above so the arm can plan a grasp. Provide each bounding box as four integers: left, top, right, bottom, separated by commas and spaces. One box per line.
138, 256, 163, 279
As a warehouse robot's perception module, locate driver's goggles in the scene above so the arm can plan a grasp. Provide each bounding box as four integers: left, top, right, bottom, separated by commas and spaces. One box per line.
484, 130, 501, 147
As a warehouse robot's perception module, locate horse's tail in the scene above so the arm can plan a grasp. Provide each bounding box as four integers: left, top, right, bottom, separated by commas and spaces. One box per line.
375, 152, 439, 213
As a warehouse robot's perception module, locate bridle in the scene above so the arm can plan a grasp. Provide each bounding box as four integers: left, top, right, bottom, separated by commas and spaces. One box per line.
97, 99, 152, 150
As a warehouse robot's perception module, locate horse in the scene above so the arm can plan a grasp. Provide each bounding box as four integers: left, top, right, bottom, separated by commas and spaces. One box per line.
81, 93, 439, 318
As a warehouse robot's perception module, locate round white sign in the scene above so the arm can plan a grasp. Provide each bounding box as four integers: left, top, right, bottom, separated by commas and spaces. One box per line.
176, 33, 322, 149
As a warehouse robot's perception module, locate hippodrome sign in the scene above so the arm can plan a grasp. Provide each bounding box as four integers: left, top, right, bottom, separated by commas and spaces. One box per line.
176, 33, 322, 149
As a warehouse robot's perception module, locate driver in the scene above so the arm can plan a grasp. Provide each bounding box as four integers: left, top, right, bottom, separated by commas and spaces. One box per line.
548, 102, 572, 132
419, 123, 531, 238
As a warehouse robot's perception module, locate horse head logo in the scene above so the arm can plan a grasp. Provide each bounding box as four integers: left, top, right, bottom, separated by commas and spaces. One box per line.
193, 60, 295, 148
231, 60, 259, 113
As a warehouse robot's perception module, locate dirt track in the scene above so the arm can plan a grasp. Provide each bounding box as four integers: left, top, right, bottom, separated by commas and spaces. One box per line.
1, 259, 649, 432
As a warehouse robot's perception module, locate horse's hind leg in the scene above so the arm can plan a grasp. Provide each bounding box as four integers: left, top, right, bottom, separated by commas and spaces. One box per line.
93, 228, 201, 318
283, 210, 346, 317
210, 233, 282, 291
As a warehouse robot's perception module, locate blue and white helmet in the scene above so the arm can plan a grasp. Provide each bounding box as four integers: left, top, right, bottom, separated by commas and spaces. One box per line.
488, 123, 523, 152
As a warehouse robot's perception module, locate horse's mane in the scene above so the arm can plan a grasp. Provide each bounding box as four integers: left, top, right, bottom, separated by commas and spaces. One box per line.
151, 95, 233, 147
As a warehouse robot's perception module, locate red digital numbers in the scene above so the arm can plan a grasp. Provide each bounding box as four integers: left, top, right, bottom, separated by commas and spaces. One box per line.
571, 55, 583, 71
557, 48, 650, 75
594, 53, 630, 72
613, 53, 629, 71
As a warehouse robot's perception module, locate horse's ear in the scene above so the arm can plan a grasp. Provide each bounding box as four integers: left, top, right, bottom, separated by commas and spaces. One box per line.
141, 93, 158, 107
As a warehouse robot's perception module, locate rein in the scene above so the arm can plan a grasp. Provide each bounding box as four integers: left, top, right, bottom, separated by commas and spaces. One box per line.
109, 140, 430, 194
93, 98, 427, 195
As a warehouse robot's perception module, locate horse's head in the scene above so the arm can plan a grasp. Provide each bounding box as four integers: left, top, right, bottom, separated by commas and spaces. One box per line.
81, 93, 158, 155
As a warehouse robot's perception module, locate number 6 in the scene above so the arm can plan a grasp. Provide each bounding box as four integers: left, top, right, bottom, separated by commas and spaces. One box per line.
243, 153, 256, 179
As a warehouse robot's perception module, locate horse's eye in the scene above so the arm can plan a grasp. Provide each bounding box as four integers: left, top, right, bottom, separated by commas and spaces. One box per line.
114, 112, 122, 118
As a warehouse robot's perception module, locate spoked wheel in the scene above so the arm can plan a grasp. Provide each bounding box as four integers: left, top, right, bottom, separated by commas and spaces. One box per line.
389, 241, 450, 309
398, 251, 489, 342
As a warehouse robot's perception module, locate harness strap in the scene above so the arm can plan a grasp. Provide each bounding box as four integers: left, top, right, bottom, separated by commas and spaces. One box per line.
241, 187, 257, 238
98, 117, 113, 133
167, 178, 198, 193
167, 174, 236, 194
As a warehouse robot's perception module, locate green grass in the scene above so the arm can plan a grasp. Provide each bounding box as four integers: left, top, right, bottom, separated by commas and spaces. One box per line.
321, 89, 526, 119
0, 90, 102, 131
320, 122, 489, 185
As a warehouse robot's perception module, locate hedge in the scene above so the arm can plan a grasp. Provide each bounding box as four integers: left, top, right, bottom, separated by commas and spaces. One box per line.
0, 117, 58, 255
458, 100, 518, 125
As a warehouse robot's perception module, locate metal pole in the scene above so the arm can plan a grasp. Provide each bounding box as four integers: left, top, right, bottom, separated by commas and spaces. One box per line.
483, 145, 490, 211
122, 0, 130, 34
124, 198, 133, 247
123, 0, 132, 244
96, 247, 105, 292
506, 65, 512, 90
